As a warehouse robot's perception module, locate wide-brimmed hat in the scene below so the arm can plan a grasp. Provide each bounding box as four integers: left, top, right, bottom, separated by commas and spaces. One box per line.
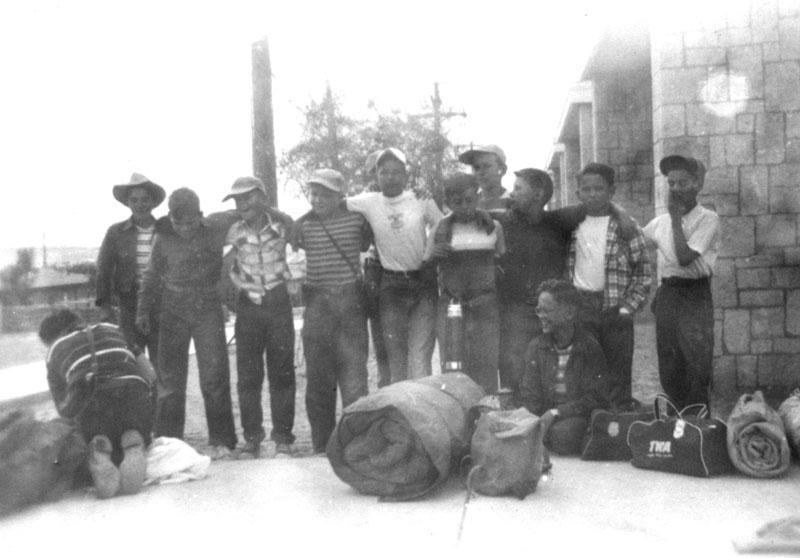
222, 176, 266, 202
458, 144, 507, 166
112, 173, 166, 207
306, 169, 347, 194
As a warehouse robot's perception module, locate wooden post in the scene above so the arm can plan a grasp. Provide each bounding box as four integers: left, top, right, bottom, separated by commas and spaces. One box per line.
251, 37, 278, 208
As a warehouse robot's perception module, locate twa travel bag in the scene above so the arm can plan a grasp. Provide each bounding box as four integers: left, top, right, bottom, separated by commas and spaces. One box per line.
581, 398, 655, 461
627, 394, 733, 477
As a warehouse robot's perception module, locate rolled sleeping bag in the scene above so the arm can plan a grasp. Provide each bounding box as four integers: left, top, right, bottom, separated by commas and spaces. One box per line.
727, 391, 791, 478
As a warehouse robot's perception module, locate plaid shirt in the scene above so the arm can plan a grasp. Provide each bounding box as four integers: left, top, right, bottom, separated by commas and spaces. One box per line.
567, 216, 652, 313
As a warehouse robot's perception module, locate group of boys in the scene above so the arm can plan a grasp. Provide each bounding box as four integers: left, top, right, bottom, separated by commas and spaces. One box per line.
44, 144, 719, 482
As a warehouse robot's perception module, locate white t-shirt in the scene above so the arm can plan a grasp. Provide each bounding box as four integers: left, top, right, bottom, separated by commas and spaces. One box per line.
347, 191, 443, 271
423, 219, 506, 257
643, 204, 720, 279
573, 215, 610, 292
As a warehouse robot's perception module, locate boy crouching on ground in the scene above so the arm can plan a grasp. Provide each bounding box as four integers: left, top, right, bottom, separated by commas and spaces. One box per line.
425, 172, 506, 394
518, 279, 609, 455
136, 188, 237, 459
292, 169, 372, 454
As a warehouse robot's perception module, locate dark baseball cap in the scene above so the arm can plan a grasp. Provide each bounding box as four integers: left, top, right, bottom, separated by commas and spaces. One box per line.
659, 155, 706, 182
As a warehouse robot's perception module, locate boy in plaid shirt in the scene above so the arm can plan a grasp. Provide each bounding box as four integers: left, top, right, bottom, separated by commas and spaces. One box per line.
568, 163, 651, 405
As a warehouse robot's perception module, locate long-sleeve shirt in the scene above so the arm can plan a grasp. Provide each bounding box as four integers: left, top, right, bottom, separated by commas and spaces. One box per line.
567, 214, 652, 313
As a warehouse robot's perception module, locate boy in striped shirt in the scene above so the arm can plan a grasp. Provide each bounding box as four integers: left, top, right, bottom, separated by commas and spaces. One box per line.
292, 169, 372, 454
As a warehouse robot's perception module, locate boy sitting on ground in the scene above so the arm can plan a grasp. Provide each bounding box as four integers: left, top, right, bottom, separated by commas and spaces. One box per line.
39, 309, 155, 498
424, 172, 506, 394
517, 279, 609, 455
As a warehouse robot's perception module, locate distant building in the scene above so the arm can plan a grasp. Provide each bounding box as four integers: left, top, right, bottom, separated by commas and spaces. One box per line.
548, 1, 800, 398
0, 267, 91, 307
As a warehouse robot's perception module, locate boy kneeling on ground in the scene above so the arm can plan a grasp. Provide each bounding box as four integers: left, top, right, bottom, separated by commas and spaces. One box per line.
39, 309, 155, 498
517, 280, 609, 455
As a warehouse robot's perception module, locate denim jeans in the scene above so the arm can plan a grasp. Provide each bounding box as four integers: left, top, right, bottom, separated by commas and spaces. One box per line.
498, 299, 541, 393
302, 283, 368, 452
235, 286, 296, 445
156, 293, 237, 449
379, 273, 437, 383
436, 292, 500, 394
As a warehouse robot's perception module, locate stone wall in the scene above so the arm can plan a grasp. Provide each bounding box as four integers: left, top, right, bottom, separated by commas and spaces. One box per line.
650, 0, 800, 395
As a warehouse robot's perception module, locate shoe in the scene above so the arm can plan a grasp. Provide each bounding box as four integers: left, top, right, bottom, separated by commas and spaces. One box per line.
275, 442, 293, 457
238, 439, 261, 459
88, 435, 120, 499
119, 430, 146, 495
207, 445, 234, 461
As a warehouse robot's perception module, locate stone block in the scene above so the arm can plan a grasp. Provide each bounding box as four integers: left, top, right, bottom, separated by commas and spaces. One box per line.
659, 104, 685, 138
765, 62, 800, 111
768, 163, 800, 188
683, 28, 724, 49
726, 26, 753, 45
758, 353, 800, 385
763, 41, 782, 62
741, 290, 785, 308
786, 139, 800, 163
738, 267, 772, 288
724, 309, 751, 353
784, 247, 800, 265
714, 318, 723, 356
739, 165, 769, 215
704, 166, 739, 194
729, 45, 764, 99
713, 194, 740, 216
737, 355, 759, 388
714, 356, 737, 395
737, 113, 756, 133
686, 47, 727, 67
774, 338, 800, 353
773, 266, 800, 287
736, 253, 784, 268
730, 134, 756, 165
713, 259, 738, 307
755, 112, 786, 164
720, 216, 756, 257
756, 214, 797, 247
658, 68, 708, 104
752, 307, 786, 339
751, 339, 774, 353
686, 103, 736, 135
779, 16, 800, 59
787, 289, 800, 335
769, 185, 800, 213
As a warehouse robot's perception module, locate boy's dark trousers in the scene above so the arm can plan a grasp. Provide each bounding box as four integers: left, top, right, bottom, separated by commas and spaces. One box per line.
118, 292, 159, 365
235, 286, 296, 445
498, 299, 541, 393
302, 283, 368, 453
653, 277, 714, 410
437, 292, 500, 395
156, 290, 237, 449
576, 290, 634, 406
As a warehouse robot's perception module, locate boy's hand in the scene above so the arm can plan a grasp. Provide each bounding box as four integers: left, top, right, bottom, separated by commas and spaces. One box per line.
430, 242, 453, 260
99, 303, 117, 324
136, 315, 150, 335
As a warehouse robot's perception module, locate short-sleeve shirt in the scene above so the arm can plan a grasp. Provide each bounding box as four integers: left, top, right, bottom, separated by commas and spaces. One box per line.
347, 191, 443, 272
643, 204, 720, 279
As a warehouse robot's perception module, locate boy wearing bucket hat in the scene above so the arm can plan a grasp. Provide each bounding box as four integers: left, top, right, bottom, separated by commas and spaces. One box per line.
221, 176, 296, 458
96, 173, 168, 364
347, 148, 444, 383
458, 144, 512, 212
292, 169, 372, 453
643, 155, 719, 410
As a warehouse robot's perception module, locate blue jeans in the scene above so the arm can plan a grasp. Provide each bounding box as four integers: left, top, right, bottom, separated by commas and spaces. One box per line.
235, 287, 296, 445
302, 283, 368, 452
379, 272, 437, 383
156, 293, 237, 449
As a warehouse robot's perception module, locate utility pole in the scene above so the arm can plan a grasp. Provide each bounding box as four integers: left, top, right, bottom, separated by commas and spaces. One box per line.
251, 37, 278, 207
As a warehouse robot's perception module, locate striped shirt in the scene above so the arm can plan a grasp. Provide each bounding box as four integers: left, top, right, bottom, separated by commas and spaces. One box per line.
135, 225, 155, 283
226, 212, 291, 304
46, 323, 149, 418
293, 210, 371, 287
567, 215, 652, 313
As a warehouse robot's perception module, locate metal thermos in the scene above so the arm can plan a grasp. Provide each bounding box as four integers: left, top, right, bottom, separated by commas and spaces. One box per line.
444, 300, 463, 372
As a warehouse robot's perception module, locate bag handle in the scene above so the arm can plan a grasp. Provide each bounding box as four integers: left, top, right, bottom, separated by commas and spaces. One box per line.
653, 394, 708, 420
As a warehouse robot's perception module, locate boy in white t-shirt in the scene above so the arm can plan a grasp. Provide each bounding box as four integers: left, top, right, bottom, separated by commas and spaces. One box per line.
643, 155, 719, 410
425, 173, 505, 393
347, 148, 444, 383
568, 163, 652, 405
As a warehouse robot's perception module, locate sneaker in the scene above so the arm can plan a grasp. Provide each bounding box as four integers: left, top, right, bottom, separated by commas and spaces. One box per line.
275, 442, 293, 457
88, 435, 120, 499
207, 445, 234, 461
238, 439, 261, 459
118, 430, 146, 496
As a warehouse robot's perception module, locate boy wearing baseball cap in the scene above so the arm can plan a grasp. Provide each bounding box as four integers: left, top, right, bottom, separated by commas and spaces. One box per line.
458, 144, 511, 211
643, 155, 719, 410
292, 169, 372, 453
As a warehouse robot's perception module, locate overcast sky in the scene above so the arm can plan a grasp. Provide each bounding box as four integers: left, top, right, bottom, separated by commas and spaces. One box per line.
0, 0, 649, 259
